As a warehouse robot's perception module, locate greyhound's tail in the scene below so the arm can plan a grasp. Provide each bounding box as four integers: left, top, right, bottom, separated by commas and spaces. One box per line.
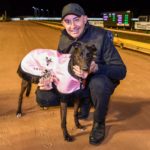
26, 82, 32, 97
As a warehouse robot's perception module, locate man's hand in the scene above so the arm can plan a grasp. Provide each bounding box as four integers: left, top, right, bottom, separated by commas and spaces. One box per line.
89, 61, 98, 73
38, 75, 59, 90
38, 76, 53, 90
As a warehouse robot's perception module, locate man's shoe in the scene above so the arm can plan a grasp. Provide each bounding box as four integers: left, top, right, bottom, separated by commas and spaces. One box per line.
89, 121, 105, 145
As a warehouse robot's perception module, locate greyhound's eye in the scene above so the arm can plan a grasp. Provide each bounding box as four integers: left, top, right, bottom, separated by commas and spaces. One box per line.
86, 53, 91, 57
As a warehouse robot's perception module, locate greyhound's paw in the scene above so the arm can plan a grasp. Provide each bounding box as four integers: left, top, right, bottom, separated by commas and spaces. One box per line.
42, 107, 48, 110
64, 134, 74, 142
16, 113, 22, 118
76, 124, 86, 130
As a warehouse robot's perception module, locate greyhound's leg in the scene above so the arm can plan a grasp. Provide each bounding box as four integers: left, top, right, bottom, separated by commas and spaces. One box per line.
60, 101, 73, 142
26, 82, 31, 97
16, 79, 28, 117
74, 99, 85, 129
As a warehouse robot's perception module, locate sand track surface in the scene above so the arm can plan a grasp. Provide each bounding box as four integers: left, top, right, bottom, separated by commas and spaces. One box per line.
0, 21, 150, 150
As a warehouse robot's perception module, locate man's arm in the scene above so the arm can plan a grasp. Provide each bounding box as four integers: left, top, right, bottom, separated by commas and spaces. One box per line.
95, 32, 127, 81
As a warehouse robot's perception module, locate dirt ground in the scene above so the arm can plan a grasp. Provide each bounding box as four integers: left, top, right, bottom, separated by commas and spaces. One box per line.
0, 21, 150, 150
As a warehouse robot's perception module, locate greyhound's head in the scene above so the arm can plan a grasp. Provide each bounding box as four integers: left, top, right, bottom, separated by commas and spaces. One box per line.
69, 43, 97, 78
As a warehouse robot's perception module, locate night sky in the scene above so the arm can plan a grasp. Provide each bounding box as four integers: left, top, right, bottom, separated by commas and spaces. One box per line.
0, 0, 149, 18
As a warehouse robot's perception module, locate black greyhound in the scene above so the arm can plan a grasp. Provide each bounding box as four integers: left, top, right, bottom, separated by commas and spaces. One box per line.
16, 43, 96, 142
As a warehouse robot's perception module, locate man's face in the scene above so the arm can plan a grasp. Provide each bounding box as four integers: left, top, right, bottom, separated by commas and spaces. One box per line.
62, 15, 87, 39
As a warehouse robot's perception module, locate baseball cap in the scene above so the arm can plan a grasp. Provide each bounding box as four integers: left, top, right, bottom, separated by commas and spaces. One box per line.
62, 3, 85, 19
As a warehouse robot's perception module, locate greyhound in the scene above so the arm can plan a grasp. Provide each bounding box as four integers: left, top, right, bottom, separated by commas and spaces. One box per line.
16, 43, 96, 142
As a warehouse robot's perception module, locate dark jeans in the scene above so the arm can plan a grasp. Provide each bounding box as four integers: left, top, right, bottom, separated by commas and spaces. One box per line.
36, 74, 118, 122
89, 74, 118, 122
35, 87, 91, 108
36, 88, 60, 107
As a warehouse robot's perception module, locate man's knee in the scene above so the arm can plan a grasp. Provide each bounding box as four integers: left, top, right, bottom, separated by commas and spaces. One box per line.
89, 75, 106, 92
36, 88, 60, 107
89, 75, 115, 95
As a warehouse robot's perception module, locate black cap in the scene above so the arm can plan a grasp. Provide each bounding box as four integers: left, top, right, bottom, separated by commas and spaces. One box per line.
62, 3, 85, 19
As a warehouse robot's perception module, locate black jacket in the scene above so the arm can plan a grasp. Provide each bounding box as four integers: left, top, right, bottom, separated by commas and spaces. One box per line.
58, 23, 126, 82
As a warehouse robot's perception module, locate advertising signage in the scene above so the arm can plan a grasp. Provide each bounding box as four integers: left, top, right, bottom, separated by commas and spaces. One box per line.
103, 11, 131, 28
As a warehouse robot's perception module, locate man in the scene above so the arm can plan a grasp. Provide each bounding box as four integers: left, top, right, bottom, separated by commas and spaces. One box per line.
57, 3, 126, 145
